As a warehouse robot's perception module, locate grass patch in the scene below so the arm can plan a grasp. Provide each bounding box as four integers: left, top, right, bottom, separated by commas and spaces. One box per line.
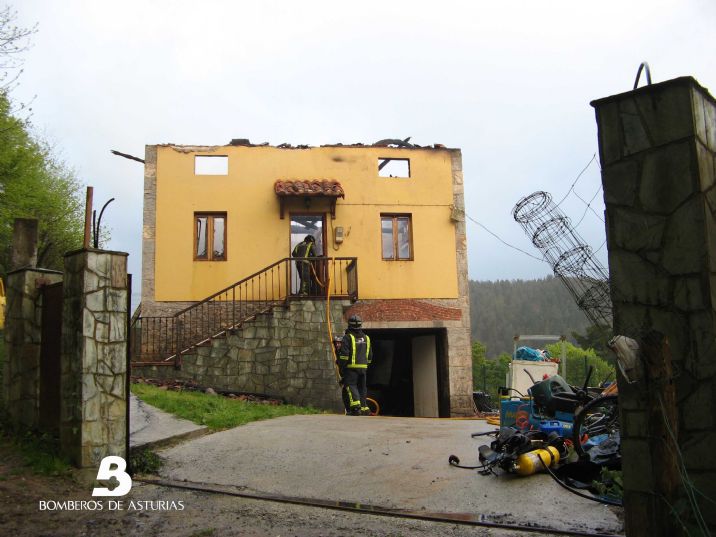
0, 338, 69, 476
189, 530, 216, 537
131, 383, 321, 430
130, 448, 163, 475
0, 419, 71, 476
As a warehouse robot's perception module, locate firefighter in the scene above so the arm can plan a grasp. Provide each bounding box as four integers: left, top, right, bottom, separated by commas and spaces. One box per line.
292, 235, 316, 295
337, 315, 372, 416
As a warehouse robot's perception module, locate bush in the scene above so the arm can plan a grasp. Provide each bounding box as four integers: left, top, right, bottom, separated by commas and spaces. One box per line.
472, 340, 616, 403
0, 416, 70, 476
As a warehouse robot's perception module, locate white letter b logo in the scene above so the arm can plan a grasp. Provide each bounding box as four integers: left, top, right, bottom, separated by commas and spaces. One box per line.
92, 456, 132, 497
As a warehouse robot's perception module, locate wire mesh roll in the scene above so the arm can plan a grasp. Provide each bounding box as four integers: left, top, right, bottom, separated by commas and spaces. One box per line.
513, 191, 612, 328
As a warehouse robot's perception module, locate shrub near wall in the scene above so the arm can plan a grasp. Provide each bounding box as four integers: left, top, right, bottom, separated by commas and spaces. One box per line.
472, 341, 615, 401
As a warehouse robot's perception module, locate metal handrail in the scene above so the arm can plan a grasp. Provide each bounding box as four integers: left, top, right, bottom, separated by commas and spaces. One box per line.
130, 257, 358, 365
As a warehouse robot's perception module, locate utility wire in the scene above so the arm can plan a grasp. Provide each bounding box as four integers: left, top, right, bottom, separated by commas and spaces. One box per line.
462, 154, 603, 267
555, 153, 597, 207
573, 185, 604, 230
572, 185, 605, 224
464, 212, 549, 264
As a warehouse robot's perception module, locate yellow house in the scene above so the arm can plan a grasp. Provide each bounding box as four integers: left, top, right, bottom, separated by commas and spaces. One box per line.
136, 139, 472, 417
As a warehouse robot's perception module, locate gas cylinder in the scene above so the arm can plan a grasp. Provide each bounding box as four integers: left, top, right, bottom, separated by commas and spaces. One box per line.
513, 446, 560, 476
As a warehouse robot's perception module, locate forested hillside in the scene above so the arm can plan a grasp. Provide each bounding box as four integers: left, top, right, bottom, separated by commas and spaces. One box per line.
469, 276, 592, 357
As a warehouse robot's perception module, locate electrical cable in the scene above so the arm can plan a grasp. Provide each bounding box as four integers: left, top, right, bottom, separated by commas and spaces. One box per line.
572, 185, 605, 228
462, 154, 603, 267
556, 153, 597, 207
573, 185, 605, 230
464, 213, 548, 264
594, 239, 608, 255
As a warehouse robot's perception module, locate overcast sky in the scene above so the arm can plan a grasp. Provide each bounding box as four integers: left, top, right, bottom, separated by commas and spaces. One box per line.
9, 0, 716, 305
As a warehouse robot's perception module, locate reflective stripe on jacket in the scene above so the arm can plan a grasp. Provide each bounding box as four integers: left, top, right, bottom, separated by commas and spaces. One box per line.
338, 332, 371, 369
292, 241, 313, 258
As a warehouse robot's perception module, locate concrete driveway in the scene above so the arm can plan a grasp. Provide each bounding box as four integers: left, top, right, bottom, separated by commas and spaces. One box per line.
156, 414, 622, 535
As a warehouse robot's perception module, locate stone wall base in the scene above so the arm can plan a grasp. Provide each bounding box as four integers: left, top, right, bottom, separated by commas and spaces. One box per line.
136, 297, 473, 416
136, 300, 347, 412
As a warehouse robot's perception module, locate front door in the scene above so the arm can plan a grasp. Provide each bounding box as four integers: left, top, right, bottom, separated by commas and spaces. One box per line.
289, 214, 325, 296
412, 335, 439, 417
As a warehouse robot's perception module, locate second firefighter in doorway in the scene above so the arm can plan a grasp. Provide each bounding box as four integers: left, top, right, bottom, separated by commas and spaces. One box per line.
292, 235, 316, 296
337, 315, 372, 416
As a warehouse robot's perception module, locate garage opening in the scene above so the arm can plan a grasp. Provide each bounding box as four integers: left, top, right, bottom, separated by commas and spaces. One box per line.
364, 328, 449, 418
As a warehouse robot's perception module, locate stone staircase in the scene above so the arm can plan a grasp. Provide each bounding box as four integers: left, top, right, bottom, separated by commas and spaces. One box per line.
135, 299, 350, 411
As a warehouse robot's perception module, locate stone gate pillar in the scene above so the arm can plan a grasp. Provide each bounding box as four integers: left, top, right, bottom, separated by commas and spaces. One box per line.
3, 268, 63, 427
592, 76, 716, 536
60, 249, 128, 468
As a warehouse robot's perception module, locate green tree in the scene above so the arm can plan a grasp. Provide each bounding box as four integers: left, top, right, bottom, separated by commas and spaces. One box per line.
572, 324, 614, 363
0, 93, 84, 274
0, 9, 83, 274
471, 340, 511, 400
544, 341, 615, 388
469, 276, 592, 358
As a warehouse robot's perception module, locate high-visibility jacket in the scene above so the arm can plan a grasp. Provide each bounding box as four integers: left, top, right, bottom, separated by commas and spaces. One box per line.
292, 241, 314, 259
338, 331, 372, 369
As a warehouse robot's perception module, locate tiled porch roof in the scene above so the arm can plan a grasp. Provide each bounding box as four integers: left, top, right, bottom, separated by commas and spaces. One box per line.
274, 180, 345, 198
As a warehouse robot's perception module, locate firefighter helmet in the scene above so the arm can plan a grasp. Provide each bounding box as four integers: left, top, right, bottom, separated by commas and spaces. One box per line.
348, 315, 362, 329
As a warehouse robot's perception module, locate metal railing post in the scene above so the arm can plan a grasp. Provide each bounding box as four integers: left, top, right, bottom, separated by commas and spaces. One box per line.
175, 317, 182, 369
133, 257, 355, 363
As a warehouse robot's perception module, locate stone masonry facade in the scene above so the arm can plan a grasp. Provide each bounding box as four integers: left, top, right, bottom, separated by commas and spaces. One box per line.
3, 268, 62, 427
61, 250, 128, 468
593, 76, 716, 534
136, 299, 347, 412
442, 150, 472, 416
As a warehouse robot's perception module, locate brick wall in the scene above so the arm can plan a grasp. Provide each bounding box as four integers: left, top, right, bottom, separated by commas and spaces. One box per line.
345, 299, 462, 322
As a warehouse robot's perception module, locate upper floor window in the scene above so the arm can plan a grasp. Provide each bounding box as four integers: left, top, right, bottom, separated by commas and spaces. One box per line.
195, 155, 228, 175
195, 213, 226, 261
381, 214, 412, 260
378, 158, 410, 178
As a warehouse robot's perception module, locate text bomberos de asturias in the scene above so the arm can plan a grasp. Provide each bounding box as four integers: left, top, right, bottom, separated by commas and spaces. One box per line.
39, 500, 185, 511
